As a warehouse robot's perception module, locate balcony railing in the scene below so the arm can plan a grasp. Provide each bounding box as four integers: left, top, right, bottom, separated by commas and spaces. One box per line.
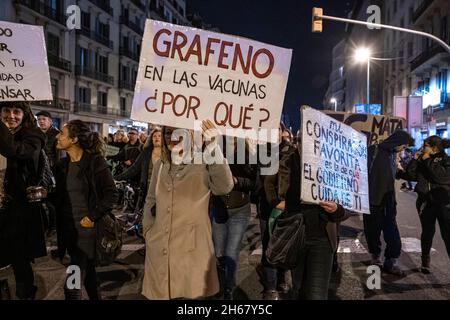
412, 0, 434, 23
76, 27, 114, 49
119, 80, 136, 91
410, 44, 446, 71
119, 46, 140, 61
75, 65, 114, 85
130, 0, 146, 12
34, 97, 70, 110
17, 0, 66, 25
119, 16, 144, 34
47, 53, 71, 72
87, 0, 113, 16
74, 103, 127, 117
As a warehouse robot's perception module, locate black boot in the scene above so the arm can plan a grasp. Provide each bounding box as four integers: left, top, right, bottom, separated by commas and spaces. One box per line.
421, 255, 431, 274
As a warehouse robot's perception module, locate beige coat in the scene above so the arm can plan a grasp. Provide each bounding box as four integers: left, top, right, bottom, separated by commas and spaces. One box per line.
142, 156, 233, 299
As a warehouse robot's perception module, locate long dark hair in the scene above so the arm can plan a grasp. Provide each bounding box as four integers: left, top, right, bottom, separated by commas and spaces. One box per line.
0, 101, 38, 130
144, 127, 162, 152
65, 120, 105, 156
424, 135, 450, 154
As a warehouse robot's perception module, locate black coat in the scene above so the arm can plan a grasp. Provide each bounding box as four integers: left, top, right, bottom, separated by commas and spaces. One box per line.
114, 144, 153, 190
0, 121, 47, 267
52, 152, 118, 260
368, 130, 412, 206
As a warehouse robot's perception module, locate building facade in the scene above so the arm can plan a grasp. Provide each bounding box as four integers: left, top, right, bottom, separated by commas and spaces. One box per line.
324, 39, 346, 111
0, 0, 189, 136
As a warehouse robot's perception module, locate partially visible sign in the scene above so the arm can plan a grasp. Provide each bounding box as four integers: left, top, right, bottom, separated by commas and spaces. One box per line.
324, 111, 406, 146
394, 96, 423, 129
354, 104, 382, 115
131, 19, 292, 142
0, 21, 52, 101
105, 145, 120, 157
301, 107, 370, 214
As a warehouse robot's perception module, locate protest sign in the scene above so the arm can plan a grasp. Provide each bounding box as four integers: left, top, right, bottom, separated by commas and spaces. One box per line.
131, 20, 292, 142
324, 111, 406, 146
301, 107, 369, 214
105, 145, 120, 157
0, 21, 52, 101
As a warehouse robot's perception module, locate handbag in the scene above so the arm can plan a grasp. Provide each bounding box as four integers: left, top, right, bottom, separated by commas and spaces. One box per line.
95, 213, 123, 266
266, 211, 305, 269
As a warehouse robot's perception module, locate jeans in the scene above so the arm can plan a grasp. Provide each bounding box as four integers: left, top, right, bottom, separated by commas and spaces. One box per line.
363, 192, 402, 262
64, 246, 100, 300
259, 217, 287, 291
420, 202, 450, 259
292, 237, 334, 300
212, 203, 251, 292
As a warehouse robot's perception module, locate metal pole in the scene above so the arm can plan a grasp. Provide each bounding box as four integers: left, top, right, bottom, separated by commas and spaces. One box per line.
319, 14, 450, 54
367, 58, 370, 106
334, 101, 337, 111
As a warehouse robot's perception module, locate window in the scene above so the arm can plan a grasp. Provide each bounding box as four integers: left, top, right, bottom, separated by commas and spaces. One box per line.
407, 42, 413, 58
441, 16, 448, 41
46, 0, 58, 11
77, 46, 90, 68
97, 91, 107, 107
50, 78, 58, 99
400, 18, 404, 28
96, 19, 109, 39
393, 0, 397, 14
47, 33, 60, 56
409, 7, 414, 24
77, 87, 91, 103
120, 97, 126, 113
121, 64, 129, 82
81, 11, 90, 29
122, 36, 129, 49
164, 7, 172, 22
399, 50, 404, 66
387, 9, 390, 23
438, 70, 448, 103
95, 54, 108, 74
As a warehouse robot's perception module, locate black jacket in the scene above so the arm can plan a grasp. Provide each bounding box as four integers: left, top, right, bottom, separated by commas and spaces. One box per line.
114, 144, 153, 191
43, 127, 60, 168
368, 130, 412, 206
0, 121, 47, 267
108, 140, 142, 166
266, 148, 349, 252
52, 153, 118, 260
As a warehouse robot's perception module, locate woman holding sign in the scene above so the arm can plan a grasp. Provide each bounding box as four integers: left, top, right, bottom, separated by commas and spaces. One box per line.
0, 101, 47, 300
266, 145, 349, 300
141, 121, 234, 299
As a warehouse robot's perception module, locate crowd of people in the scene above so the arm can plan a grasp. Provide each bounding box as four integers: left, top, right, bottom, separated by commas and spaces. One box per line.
0, 101, 449, 301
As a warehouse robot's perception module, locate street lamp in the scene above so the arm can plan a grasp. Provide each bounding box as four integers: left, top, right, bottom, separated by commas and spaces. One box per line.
354, 47, 372, 106
330, 98, 337, 111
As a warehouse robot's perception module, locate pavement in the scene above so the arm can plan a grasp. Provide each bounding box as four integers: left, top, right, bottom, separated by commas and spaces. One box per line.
1, 181, 449, 300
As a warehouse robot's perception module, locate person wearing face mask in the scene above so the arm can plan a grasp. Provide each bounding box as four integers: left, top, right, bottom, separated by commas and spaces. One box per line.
403, 136, 450, 273
0, 102, 47, 300
364, 130, 415, 275
141, 121, 234, 299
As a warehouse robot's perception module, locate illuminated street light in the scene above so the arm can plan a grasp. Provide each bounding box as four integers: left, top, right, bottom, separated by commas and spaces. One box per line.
330, 98, 337, 111
354, 47, 372, 63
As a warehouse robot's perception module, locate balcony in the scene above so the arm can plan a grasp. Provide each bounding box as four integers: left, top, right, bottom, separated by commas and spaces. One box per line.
33, 97, 70, 110
17, 0, 66, 26
130, 0, 146, 12
120, 16, 144, 34
119, 80, 136, 91
87, 0, 113, 16
119, 46, 140, 62
410, 44, 446, 71
74, 103, 127, 117
76, 27, 114, 49
47, 53, 71, 72
75, 65, 114, 85
412, 0, 434, 23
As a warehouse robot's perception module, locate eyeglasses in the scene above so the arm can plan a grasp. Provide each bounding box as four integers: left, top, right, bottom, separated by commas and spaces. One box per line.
128, 132, 138, 135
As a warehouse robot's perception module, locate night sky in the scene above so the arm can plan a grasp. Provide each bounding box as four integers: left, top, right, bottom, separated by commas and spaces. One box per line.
188, 0, 354, 132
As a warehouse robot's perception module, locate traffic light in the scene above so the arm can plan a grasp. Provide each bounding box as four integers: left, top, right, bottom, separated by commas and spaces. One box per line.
312, 7, 323, 33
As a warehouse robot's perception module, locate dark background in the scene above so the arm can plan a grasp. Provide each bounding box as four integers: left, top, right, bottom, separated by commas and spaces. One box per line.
188, 0, 355, 132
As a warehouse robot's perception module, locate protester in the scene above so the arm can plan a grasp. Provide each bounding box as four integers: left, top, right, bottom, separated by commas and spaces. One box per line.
0, 101, 47, 300
52, 120, 118, 300
266, 143, 349, 300
114, 128, 162, 199
211, 137, 258, 300
258, 125, 295, 300
364, 130, 414, 275
36, 110, 60, 235
141, 121, 233, 299
139, 131, 148, 145
112, 129, 128, 150
403, 136, 450, 273
107, 128, 142, 179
